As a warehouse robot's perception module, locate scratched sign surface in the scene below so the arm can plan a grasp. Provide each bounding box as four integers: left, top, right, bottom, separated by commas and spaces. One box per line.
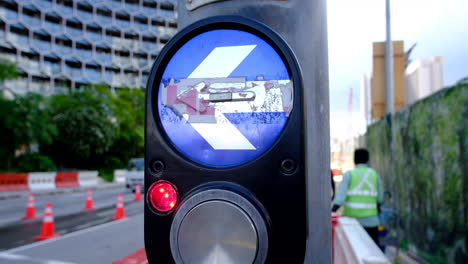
158, 29, 293, 166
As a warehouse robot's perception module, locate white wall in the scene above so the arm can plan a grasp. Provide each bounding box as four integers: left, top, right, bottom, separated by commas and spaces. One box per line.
406, 57, 444, 105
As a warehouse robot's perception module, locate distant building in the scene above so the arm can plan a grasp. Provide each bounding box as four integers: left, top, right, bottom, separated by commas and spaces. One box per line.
370, 41, 406, 120
359, 73, 371, 130
0, 0, 178, 95
359, 41, 444, 133
405, 56, 444, 105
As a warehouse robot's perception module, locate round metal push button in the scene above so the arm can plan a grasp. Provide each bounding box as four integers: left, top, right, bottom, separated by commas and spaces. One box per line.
170, 189, 268, 264
178, 201, 257, 264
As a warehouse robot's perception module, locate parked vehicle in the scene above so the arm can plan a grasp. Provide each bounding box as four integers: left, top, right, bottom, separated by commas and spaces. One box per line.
125, 158, 144, 192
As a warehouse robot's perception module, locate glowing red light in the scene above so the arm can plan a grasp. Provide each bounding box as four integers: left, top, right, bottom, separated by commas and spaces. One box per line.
149, 181, 177, 212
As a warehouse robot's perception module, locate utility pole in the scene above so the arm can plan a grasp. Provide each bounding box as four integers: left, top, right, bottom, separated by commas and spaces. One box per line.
385, 1, 401, 262
385, 0, 393, 114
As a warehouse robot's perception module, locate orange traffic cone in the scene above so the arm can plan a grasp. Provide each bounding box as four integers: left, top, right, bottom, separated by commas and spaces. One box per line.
85, 189, 94, 210
134, 184, 142, 201
35, 203, 60, 240
112, 193, 126, 220
22, 193, 38, 220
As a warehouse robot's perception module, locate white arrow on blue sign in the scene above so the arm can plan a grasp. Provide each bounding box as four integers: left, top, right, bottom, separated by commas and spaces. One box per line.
158, 29, 294, 166
187, 45, 257, 150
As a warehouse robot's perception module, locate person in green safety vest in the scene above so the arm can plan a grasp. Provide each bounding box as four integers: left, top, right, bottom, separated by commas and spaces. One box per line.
332, 148, 384, 247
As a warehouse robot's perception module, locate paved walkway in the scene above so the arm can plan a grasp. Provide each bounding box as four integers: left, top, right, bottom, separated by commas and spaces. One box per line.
386, 246, 428, 264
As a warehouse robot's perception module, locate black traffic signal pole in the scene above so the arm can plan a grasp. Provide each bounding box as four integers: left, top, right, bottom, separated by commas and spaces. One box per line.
178, 1, 331, 263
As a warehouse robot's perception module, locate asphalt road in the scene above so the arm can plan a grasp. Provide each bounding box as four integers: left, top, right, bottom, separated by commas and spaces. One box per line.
0, 187, 142, 250
0, 213, 145, 264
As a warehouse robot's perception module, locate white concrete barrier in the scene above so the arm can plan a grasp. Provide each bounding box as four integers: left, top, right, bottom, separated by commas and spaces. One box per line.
78, 171, 99, 187
334, 217, 390, 264
28, 172, 56, 191
113, 169, 127, 183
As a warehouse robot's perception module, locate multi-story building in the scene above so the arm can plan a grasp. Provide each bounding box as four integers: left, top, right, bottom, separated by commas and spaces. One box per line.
0, 0, 178, 95
359, 54, 444, 132
406, 56, 444, 105
370, 41, 406, 120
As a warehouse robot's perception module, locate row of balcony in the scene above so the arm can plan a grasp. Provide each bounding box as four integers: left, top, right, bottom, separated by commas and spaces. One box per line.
0, 8, 177, 40
3, 72, 147, 94
1, 7, 177, 30
1, 0, 177, 23
3, 30, 166, 60
1, 45, 156, 77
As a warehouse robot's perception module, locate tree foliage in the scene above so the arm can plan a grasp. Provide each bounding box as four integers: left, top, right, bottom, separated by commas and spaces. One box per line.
0, 79, 144, 174
0, 93, 57, 170
42, 85, 145, 170
0, 58, 19, 83
105, 87, 145, 166
14, 153, 56, 172
44, 89, 118, 169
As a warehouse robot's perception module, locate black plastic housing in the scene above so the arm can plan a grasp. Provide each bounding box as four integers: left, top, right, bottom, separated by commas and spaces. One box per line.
145, 16, 306, 263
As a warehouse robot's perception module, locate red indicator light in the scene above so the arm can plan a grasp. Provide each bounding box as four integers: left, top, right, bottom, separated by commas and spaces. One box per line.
149, 181, 177, 212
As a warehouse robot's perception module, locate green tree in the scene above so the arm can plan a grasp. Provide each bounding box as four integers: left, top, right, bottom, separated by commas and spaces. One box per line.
0, 93, 57, 170
105, 87, 145, 165
85, 85, 145, 165
14, 153, 56, 172
37, 84, 144, 171
44, 89, 117, 169
0, 58, 19, 83
113, 87, 145, 129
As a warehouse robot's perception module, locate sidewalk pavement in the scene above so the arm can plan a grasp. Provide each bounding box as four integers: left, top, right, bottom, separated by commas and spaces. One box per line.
386, 246, 428, 264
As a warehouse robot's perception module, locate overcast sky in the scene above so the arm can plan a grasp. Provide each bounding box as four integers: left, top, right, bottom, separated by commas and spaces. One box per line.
327, 0, 468, 138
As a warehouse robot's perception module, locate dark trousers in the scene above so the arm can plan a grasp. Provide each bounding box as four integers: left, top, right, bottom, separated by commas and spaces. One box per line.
364, 226, 379, 246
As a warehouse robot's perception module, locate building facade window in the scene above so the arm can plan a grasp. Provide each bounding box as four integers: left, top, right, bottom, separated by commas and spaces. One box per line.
34, 0, 53, 10
21, 13, 41, 28
55, 42, 72, 56
84, 66, 101, 82
76, 8, 93, 21
54, 3, 73, 17
1, 7, 18, 21
85, 29, 102, 42
44, 20, 61, 34
44, 60, 61, 75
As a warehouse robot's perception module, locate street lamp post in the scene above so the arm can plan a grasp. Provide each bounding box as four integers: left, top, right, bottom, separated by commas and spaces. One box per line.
385, 0, 393, 114
385, 1, 402, 262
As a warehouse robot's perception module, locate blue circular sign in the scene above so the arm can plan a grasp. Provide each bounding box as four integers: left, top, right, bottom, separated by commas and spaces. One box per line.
158, 29, 294, 166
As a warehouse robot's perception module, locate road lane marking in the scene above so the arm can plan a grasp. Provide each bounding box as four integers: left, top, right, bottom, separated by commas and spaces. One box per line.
4, 215, 136, 254
0, 252, 77, 264
46, 260, 77, 264
0, 252, 29, 260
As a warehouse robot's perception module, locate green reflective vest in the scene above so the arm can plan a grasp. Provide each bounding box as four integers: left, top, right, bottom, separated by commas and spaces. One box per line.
343, 167, 378, 218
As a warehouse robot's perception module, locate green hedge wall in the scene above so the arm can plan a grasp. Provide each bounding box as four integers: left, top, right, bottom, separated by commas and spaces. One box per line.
364, 80, 468, 264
